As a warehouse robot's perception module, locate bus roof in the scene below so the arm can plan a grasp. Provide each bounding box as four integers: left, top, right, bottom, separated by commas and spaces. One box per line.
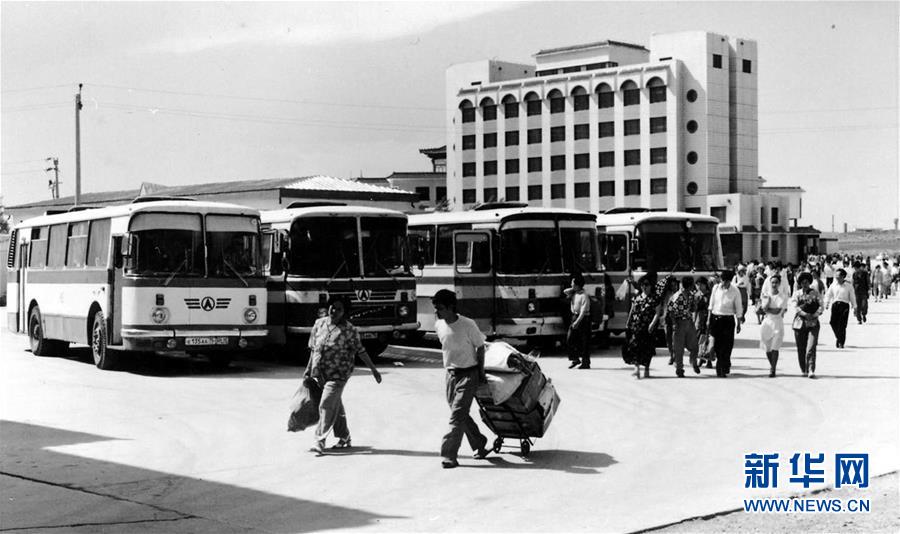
260, 204, 406, 225
409, 207, 596, 227
13, 200, 260, 229
595, 210, 719, 228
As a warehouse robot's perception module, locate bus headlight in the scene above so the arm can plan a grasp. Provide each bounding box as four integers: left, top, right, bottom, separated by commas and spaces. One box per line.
527, 301, 537, 313
151, 307, 169, 324
243, 308, 258, 324
398, 305, 410, 317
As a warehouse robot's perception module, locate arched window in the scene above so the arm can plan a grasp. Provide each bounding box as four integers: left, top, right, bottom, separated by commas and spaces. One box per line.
501, 94, 519, 119
480, 97, 497, 121
459, 99, 475, 123
595, 82, 613, 109
547, 89, 565, 113
571, 85, 589, 111
647, 77, 666, 103
524, 91, 542, 117
620, 80, 639, 106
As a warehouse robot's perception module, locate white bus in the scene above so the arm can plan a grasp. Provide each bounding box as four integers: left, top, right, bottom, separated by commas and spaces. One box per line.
260, 203, 417, 355
6, 198, 267, 369
595, 209, 724, 333
408, 203, 605, 343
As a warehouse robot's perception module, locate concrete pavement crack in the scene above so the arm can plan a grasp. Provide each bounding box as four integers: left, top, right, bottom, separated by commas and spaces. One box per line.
0, 516, 190, 532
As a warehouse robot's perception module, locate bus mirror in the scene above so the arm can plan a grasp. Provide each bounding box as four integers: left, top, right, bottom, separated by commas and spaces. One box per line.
631, 238, 640, 252
271, 233, 281, 254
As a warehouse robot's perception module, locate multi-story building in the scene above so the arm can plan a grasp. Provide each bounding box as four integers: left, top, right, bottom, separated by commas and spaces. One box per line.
445, 30, 819, 263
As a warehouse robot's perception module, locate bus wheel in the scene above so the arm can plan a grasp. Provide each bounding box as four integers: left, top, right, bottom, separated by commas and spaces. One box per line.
29, 306, 53, 356
91, 311, 116, 370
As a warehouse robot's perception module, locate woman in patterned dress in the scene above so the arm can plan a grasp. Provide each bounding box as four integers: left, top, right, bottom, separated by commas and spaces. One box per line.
624, 274, 670, 379
304, 296, 382, 453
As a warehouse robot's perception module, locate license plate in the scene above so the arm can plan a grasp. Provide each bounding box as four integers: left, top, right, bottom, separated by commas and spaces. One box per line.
360, 332, 378, 340
185, 336, 229, 346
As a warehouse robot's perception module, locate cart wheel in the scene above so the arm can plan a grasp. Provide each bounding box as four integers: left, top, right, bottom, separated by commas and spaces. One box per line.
492, 437, 503, 453
520, 440, 531, 457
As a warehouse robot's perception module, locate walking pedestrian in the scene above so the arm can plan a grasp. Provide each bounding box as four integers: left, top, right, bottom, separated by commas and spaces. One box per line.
707, 270, 743, 377
694, 277, 713, 368
432, 289, 492, 469
661, 277, 679, 365
624, 274, 669, 379
791, 272, 823, 378
735, 265, 751, 322
852, 261, 870, 324
871, 264, 885, 301
667, 276, 700, 377
304, 296, 383, 454
566, 272, 592, 369
759, 274, 788, 377
824, 269, 856, 349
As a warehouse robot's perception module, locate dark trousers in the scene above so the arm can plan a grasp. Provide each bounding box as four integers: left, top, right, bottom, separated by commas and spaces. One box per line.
567, 320, 592, 366
793, 324, 819, 374
855, 292, 868, 322
738, 287, 748, 319
830, 301, 850, 346
441, 367, 487, 461
709, 315, 736, 376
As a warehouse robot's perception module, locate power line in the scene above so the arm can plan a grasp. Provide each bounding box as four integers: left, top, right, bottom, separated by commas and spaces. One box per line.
1, 102, 72, 113
0, 169, 46, 176
0, 84, 74, 94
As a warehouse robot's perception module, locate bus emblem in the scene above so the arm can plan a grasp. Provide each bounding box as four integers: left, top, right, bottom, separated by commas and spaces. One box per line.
200, 297, 216, 311
356, 289, 371, 302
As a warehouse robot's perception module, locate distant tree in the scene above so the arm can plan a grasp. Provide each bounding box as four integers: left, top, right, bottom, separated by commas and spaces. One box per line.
0, 205, 10, 234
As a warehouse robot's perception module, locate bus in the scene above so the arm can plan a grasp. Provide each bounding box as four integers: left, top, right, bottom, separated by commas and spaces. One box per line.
6, 198, 267, 369
595, 209, 724, 333
408, 203, 605, 344
260, 203, 417, 356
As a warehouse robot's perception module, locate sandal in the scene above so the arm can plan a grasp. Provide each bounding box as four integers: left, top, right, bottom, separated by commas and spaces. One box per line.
331, 438, 352, 449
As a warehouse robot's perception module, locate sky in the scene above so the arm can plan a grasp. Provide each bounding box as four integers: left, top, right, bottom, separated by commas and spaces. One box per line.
1, 1, 897, 232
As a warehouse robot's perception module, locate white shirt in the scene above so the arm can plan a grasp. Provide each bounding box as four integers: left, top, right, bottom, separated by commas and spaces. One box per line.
824, 280, 857, 308
436, 314, 486, 369
708, 283, 743, 317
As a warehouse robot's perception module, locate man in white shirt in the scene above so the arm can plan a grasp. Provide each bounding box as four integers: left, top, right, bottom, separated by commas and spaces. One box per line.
824, 269, 857, 349
707, 270, 743, 377
433, 289, 491, 469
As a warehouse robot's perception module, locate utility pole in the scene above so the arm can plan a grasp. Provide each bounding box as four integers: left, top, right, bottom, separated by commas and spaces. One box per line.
74, 83, 83, 206
45, 157, 60, 199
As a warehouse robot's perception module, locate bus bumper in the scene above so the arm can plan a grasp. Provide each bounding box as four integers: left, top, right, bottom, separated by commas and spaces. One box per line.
121, 328, 268, 352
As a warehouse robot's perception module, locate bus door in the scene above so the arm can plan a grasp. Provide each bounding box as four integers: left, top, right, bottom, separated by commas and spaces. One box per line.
16, 240, 28, 332
261, 228, 287, 346
599, 232, 631, 333
453, 231, 494, 336
110, 235, 125, 345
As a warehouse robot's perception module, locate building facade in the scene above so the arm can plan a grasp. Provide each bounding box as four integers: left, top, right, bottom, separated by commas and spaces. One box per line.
445, 31, 818, 263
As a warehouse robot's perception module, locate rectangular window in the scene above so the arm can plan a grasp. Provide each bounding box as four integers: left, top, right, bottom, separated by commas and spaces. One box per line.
574, 123, 590, 140
713, 54, 722, 69
436, 224, 471, 265
484, 160, 497, 176
87, 218, 111, 267
599, 181, 615, 197
550, 126, 565, 142
527, 157, 542, 172
462, 107, 476, 123
506, 186, 520, 201
771, 207, 779, 226
66, 221, 89, 267
743, 59, 752, 74
528, 184, 542, 200
550, 155, 566, 171
504, 102, 519, 118
550, 98, 565, 113
482, 105, 497, 121
598, 151, 614, 167
711, 206, 727, 222
573, 94, 589, 111
771, 238, 780, 257
562, 66, 582, 73
527, 128, 542, 144
649, 116, 667, 133
462, 162, 476, 177
462, 134, 476, 150
505, 130, 519, 146
526, 100, 542, 116
483, 132, 497, 148
624, 119, 640, 136
550, 183, 566, 199
505, 158, 520, 174
685, 207, 701, 214
462, 189, 477, 204
598, 121, 614, 138
29, 227, 48, 268
649, 85, 666, 103
484, 187, 498, 202
624, 149, 641, 166
650, 178, 667, 194
624, 180, 641, 196
436, 186, 447, 201
47, 224, 67, 268
623, 89, 640, 106
650, 147, 667, 164
597, 91, 614, 109
574, 182, 590, 198
415, 186, 431, 201
574, 153, 590, 169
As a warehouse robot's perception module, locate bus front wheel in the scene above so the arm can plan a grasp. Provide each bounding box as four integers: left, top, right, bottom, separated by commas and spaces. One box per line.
29, 306, 53, 356
91, 311, 116, 370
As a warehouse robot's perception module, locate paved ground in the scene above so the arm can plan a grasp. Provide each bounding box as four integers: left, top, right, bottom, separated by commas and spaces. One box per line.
1, 298, 899, 533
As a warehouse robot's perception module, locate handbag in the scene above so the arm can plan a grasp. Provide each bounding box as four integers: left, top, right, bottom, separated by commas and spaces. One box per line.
287, 377, 322, 432
792, 313, 804, 330
621, 330, 635, 364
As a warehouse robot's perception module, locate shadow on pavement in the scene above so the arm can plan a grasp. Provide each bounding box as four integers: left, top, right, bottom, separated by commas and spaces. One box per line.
474, 449, 617, 475
0, 420, 403, 533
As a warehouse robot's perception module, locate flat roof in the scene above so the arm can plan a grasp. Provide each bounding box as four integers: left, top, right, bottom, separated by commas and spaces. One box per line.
535, 39, 648, 57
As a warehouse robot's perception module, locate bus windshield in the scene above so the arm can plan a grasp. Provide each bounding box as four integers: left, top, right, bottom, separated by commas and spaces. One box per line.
361, 217, 408, 277
128, 213, 204, 276
499, 226, 562, 274
632, 220, 720, 272
289, 216, 361, 278
561, 226, 599, 273
207, 215, 262, 278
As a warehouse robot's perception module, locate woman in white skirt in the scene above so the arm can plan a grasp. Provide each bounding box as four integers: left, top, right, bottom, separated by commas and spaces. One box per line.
759, 274, 788, 377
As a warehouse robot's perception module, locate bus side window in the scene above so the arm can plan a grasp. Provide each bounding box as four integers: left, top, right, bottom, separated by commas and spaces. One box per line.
29, 227, 48, 268
600, 234, 627, 271
436, 224, 469, 265
408, 227, 434, 268
88, 219, 111, 268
